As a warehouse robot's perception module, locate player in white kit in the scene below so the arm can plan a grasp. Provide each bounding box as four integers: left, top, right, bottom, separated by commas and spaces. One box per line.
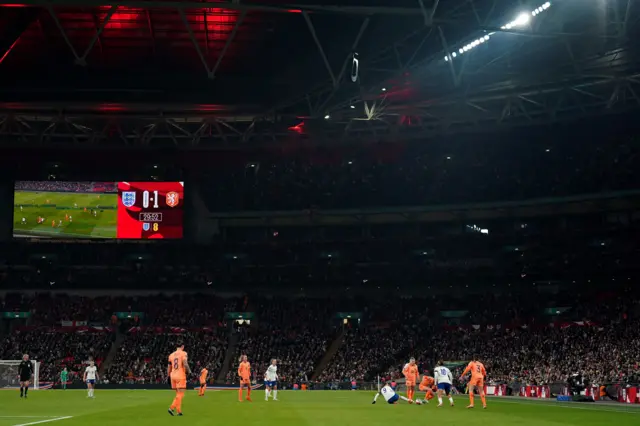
372, 384, 421, 405
264, 359, 279, 401
83, 360, 99, 398
433, 361, 455, 407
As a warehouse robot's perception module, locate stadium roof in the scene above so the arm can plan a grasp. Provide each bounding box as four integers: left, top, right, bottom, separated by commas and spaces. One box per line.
0, 0, 639, 146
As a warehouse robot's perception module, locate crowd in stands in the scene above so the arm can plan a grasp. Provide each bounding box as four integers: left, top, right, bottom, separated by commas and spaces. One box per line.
0, 330, 113, 382
0, 293, 236, 384
199, 136, 640, 211
381, 294, 640, 388
417, 319, 640, 387
103, 296, 235, 384
0, 293, 237, 327
228, 299, 337, 385
0, 286, 638, 389
106, 329, 228, 384
317, 326, 411, 382
317, 299, 433, 382
14, 181, 116, 193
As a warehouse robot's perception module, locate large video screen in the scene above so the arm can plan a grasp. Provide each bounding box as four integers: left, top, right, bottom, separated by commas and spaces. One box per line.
13, 181, 184, 239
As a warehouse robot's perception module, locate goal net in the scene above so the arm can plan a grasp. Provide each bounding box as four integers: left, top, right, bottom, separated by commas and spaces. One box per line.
0, 360, 40, 389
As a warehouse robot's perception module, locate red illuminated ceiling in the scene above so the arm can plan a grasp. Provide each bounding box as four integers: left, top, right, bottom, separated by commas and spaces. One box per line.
99, 6, 238, 41
1, 4, 249, 71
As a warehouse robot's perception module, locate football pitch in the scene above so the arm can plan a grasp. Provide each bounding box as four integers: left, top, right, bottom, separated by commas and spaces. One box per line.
0, 390, 637, 426
13, 191, 117, 239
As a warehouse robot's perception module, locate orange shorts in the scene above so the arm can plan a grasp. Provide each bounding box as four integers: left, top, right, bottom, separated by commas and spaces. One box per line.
171, 376, 187, 390
469, 377, 484, 388
240, 378, 251, 385
419, 384, 434, 392
406, 381, 415, 387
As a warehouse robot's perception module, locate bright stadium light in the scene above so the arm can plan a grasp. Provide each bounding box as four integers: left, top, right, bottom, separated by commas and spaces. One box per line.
444, 1, 552, 62
513, 12, 531, 26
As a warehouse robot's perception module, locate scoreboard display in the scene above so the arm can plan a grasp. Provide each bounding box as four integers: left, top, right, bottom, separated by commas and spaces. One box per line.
13, 181, 184, 240
117, 182, 184, 239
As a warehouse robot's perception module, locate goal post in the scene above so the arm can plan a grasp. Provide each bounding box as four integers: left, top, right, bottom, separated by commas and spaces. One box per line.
0, 360, 40, 390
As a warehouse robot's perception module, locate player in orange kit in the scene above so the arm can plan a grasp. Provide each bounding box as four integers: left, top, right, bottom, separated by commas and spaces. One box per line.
402, 358, 419, 402
238, 355, 252, 402
460, 357, 487, 409
167, 340, 191, 416
419, 374, 436, 403
198, 367, 208, 397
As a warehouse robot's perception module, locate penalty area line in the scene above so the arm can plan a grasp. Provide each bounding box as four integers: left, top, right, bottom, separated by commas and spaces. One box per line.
11, 416, 73, 426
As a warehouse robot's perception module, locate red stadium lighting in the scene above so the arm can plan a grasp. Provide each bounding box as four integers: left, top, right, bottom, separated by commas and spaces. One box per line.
0, 37, 20, 65
196, 104, 225, 112
97, 103, 125, 112
288, 122, 305, 133
99, 6, 143, 30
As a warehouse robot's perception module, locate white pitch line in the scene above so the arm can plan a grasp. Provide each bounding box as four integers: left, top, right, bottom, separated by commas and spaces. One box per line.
12, 416, 73, 426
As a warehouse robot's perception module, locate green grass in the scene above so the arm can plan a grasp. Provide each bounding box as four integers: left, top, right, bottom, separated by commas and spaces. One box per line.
0, 390, 637, 426
13, 191, 117, 239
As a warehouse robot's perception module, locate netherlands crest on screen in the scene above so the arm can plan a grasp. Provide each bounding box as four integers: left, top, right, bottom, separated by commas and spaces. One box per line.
166, 191, 179, 208
122, 191, 136, 208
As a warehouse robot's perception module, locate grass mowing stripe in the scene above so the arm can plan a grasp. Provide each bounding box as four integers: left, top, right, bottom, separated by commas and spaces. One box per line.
494, 398, 640, 414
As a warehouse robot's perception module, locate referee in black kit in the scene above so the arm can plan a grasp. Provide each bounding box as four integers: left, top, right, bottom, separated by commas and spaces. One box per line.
19, 354, 33, 398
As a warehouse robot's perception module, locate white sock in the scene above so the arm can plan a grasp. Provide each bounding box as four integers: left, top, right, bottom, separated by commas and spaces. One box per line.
273, 390, 277, 399
266, 389, 269, 399
449, 396, 454, 404
399, 395, 410, 402
438, 396, 443, 404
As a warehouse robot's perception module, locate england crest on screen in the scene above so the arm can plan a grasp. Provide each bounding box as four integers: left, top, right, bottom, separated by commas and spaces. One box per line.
122, 191, 136, 208
142, 223, 150, 231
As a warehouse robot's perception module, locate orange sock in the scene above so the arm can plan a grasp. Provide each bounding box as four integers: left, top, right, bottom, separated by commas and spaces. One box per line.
170, 395, 177, 410
247, 387, 252, 398
469, 393, 475, 406
238, 388, 243, 401
176, 393, 184, 413
480, 394, 486, 406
